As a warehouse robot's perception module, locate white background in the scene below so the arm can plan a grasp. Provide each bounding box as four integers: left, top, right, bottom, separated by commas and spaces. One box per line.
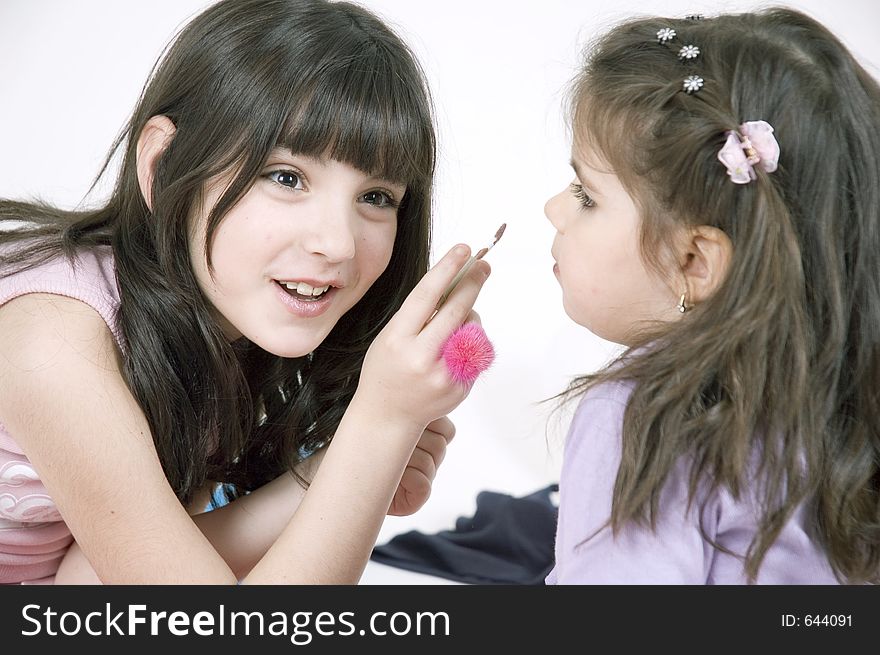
1, 1, 878, 583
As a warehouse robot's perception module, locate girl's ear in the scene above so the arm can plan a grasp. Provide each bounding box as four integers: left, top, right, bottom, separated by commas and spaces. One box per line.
136, 115, 177, 211
679, 225, 733, 305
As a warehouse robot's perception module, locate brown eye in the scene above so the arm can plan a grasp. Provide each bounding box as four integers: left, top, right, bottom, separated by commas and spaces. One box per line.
361, 190, 397, 208
266, 170, 304, 190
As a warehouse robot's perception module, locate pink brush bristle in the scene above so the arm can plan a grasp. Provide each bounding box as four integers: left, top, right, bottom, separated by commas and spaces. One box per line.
441, 323, 495, 385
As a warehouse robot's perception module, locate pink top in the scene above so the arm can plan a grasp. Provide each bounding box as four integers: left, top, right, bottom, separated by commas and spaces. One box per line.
0, 245, 121, 584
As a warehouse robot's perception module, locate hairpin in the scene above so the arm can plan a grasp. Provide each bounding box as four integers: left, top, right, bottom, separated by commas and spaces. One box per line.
656, 27, 700, 59
685, 14, 705, 21
683, 75, 704, 94
655, 26, 703, 93
717, 120, 780, 183
678, 45, 700, 60
657, 27, 677, 44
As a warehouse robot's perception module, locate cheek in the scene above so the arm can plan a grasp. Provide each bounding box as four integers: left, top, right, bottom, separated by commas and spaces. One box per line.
199, 223, 254, 290
358, 223, 397, 280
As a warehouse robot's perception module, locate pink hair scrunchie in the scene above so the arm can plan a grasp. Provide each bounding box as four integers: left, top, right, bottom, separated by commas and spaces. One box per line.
717, 120, 780, 184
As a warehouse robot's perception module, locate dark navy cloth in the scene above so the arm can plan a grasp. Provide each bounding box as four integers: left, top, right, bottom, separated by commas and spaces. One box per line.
370, 484, 559, 585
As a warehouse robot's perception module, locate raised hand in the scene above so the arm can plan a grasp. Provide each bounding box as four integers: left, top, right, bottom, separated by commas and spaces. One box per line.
354, 244, 490, 432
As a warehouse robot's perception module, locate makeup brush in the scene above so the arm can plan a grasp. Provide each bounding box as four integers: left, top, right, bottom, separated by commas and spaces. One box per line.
433, 223, 506, 385
435, 222, 506, 311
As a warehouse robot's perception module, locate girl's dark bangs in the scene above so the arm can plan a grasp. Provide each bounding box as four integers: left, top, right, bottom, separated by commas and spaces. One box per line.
278, 58, 430, 186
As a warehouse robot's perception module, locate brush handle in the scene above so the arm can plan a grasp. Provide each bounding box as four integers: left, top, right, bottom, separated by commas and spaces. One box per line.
435, 254, 478, 311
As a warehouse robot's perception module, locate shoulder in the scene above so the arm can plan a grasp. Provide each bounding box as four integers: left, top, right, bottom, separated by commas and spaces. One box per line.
555, 380, 633, 530
0, 293, 124, 440
551, 378, 718, 583
0, 245, 121, 345
572, 378, 633, 417
0, 289, 215, 583
0, 290, 157, 510
0, 291, 116, 350
563, 379, 633, 459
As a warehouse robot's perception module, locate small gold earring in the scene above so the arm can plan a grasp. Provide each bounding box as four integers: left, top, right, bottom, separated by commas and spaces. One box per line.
676, 293, 690, 313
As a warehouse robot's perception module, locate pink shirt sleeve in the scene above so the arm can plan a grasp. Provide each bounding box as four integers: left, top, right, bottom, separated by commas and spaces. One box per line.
0, 245, 121, 345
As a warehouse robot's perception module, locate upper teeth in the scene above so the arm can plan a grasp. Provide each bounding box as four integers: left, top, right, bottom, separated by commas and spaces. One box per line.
282, 281, 330, 296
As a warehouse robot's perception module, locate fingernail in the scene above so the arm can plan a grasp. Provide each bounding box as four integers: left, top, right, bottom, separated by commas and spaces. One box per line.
453, 244, 469, 257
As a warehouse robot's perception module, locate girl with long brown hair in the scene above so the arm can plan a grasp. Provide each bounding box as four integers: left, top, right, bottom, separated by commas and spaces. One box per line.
545, 8, 878, 584
0, 0, 489, 584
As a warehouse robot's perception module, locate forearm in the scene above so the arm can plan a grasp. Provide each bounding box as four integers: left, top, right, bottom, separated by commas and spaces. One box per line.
54, 452, 322, 584
243, 397, 421, 584
193, 449, 325, 579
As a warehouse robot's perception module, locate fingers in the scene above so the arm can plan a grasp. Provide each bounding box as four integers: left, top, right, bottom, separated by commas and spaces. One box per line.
420, 259, 490, 348
387, 418, 455, 517
390, 468, 432, 515
390, 244, 473, 335
413, 434, 447, 471
410, 419, 452, 476
425, 416, 455, 443
407, 444, 438, 481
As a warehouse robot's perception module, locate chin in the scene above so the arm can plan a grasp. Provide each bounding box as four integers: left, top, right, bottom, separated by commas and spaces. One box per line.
245, 330, 328, 359
564, 308, 610, 342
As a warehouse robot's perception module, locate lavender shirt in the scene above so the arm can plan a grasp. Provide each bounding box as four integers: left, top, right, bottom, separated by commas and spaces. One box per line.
546, 380, 839, 584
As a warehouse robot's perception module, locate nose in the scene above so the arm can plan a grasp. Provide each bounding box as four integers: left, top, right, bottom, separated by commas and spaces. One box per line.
302, 203, 357, 263
544, 189, 568, 233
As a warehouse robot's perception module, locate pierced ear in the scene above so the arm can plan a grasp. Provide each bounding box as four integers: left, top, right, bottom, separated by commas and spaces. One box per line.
679, 225, 733, 304
135, 115, 177, 211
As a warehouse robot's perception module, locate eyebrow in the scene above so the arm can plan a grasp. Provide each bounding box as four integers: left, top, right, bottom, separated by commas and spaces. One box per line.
569, 159, 602, 196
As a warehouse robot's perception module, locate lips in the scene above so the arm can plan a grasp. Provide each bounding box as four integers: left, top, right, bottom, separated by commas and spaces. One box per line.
274, 280, 336, 317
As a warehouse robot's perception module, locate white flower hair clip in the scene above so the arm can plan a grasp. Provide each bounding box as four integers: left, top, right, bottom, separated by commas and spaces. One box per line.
657, 27, 677, 44
683, 75, 704, 94
717, 120, 780, 184
678, 44, 700, 60
655, 25, 703, 94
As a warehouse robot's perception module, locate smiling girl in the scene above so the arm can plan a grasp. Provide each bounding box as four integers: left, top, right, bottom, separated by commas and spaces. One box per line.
0, 0, 489, 584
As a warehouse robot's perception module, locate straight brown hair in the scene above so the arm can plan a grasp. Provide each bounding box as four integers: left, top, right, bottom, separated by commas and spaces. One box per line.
562, 8, 879, 583
0, 0, 436, 505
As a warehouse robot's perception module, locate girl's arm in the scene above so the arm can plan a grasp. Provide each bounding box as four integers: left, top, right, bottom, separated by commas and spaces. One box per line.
55, 463, 315, 584
57, 411, 451, 583
198, 414, 452, 578
0, 246, 484, 584
55, 454, 321, 584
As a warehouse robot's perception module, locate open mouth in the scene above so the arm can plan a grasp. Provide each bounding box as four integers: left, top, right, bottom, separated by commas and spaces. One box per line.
275, 280, 333, 302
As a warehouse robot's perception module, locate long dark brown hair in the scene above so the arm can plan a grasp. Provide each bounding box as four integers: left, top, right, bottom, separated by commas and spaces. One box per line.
0, 0, 435, 505
561, 8, 879, 583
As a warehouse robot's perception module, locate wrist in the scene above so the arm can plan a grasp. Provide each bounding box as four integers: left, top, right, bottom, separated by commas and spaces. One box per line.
345, 391, 426, 442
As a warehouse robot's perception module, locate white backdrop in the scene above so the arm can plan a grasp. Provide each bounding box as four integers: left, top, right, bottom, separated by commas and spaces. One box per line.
2, 0, 878, 583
